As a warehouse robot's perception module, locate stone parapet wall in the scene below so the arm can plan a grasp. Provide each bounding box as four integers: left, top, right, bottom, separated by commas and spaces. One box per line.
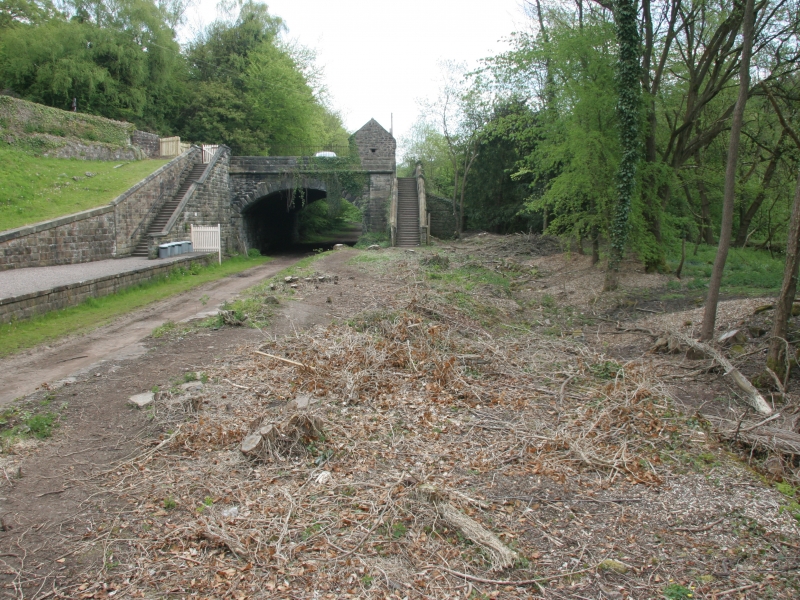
0, 207, 115, 270
0, 148, 200, 270
0, 253, 213, 323
229, 156, 304, 173
108, 147, 200, 257
131, 130, 160, 158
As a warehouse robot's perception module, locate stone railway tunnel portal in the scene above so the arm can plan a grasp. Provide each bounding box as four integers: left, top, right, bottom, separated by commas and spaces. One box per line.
239, 177, 329, 253
229, 119, 397, 253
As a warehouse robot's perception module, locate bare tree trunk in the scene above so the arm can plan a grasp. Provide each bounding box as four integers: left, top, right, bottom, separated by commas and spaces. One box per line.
766, 168, 800, 380
592, 227, 600, 265
697, 176, 714, 245
734, 130, 786, 247
699, 0, 755, 341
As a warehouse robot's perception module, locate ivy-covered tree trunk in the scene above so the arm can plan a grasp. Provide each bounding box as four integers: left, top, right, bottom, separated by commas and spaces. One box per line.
603, 0, 642, 291
699, 0, 755, 341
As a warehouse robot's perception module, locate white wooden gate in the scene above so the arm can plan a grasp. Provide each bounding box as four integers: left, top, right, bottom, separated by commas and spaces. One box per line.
202, 144, 219, 163
191, 224, 221, 264
159, 136, 181, 157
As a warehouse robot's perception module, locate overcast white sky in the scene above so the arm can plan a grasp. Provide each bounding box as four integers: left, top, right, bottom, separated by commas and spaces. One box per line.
184, 0, 529, 145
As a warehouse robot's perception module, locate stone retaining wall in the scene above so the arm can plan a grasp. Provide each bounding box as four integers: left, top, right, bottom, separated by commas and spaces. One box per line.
0, 253, 213, 323
39, 136, 144, 160
0, 148, 200, 270
428, 195, 457, 239
131, 130, 160, 158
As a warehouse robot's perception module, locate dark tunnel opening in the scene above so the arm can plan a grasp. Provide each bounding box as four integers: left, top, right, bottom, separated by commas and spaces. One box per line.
242, 187, 361, 254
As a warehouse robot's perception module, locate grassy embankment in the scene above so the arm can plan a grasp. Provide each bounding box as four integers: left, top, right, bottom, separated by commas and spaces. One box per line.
0, 255, 271, 357
0, 95, 171, 231
0, 149, 169, 231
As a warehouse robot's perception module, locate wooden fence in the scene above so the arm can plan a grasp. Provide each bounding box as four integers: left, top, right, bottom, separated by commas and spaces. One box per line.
191, 224, 221, 264
159, 136, 181, 157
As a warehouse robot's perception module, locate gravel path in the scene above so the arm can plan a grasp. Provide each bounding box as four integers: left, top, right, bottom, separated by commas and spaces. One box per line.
0, 253, 210, 299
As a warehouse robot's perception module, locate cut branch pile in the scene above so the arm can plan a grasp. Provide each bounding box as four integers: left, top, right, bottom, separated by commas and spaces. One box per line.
82, 248, 799, 599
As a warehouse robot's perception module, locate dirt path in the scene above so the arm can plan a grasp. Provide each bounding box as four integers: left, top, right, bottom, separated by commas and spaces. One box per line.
0, 254, 305, 406
0, 249, 368, 597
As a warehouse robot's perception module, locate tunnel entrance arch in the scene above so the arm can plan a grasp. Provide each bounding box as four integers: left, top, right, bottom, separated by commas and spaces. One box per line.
239, 178, 328, 253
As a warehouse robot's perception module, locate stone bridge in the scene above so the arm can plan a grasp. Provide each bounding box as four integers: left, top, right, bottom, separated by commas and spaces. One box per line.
0, 120, 400, 271
229, 119, 396, 252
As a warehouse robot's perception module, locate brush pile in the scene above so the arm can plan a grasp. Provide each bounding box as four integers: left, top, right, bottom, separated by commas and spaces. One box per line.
79, 247, 800, 599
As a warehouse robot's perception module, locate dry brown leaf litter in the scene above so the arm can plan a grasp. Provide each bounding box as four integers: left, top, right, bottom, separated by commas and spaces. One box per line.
34, 241, 800, 598
84, 326, 798, 597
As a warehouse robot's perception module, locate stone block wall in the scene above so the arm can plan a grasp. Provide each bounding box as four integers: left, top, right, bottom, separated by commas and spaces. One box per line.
131, 130, 160, 158
0, 148, 200, 270
428, 195, 457, 239
154, 147, 235, 254
353, 119, 396, 172
0, 253, 212, 323
360, 173, 393, 234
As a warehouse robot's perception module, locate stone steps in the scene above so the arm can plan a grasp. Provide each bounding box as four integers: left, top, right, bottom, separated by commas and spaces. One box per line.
131, 162, 207, 257
396, 178, 420, 247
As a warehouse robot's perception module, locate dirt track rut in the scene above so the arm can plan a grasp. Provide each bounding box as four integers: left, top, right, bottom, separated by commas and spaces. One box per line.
0, 255, 303, 406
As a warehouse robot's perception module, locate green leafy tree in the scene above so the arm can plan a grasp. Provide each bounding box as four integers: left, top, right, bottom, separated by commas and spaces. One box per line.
0, 0, 186, 130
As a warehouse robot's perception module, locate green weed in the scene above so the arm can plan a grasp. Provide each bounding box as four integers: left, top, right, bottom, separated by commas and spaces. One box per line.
152, 321, 177, 338
662, 583, 693, 599
590, 360, 621, 380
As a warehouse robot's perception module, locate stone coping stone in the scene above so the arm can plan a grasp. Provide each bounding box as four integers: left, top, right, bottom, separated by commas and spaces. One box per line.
129, 392, 154, 408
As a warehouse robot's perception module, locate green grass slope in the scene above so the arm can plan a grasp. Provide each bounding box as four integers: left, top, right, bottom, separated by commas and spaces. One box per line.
0, 96, 133, 145
0, 148, 168, 231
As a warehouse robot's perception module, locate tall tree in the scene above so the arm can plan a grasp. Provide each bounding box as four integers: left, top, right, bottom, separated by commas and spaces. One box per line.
604, 0, 642, 290
764, 86, 800, 379
699, 0, 756, 340
426, 61, 490, 237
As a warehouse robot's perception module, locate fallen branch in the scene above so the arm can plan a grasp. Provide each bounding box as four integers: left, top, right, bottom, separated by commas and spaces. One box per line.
673, 333, 772, 415
417, 484, 517, 571
223, 378, 250, 390
422, 563, 596, 590
702, 413, 800, 455
253, 350, 316, 371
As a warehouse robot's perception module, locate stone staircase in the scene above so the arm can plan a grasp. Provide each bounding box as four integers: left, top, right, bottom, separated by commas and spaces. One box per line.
396, 177, 420, 247
131, 162, 206, 257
